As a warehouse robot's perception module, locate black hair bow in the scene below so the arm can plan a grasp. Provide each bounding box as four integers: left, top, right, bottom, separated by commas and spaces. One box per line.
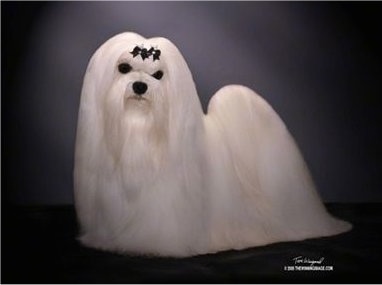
130, 46, 161, 61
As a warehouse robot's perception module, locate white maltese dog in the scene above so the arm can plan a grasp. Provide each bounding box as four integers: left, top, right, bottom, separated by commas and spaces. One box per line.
74, 32, 351, 257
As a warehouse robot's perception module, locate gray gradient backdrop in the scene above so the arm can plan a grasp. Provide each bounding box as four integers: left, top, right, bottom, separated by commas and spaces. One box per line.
3, 2, 382, 204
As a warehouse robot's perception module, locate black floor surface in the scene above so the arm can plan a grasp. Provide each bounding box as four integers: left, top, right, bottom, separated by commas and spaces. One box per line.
2, 204, 382, 283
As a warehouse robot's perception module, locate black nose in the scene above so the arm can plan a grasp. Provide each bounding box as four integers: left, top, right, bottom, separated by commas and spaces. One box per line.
132, 81, 148, 95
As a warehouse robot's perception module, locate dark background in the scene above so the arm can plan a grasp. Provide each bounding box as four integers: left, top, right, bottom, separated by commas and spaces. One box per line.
2, 2, 382, 284
2, 1, 382, 205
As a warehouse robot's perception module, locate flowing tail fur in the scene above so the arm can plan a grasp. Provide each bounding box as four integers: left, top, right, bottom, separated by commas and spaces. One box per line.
204, 85, 351, 252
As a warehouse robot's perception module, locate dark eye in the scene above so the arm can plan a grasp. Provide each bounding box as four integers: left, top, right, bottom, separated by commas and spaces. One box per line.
152, 70, 163, 80
118, 63, 132, 74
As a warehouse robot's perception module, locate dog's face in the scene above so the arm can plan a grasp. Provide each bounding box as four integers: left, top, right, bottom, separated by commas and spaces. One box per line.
106, 45, 167, 116
78, 33, 204, 162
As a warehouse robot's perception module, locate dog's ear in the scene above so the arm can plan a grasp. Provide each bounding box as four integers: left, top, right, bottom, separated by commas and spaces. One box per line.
147, 37, 204, 151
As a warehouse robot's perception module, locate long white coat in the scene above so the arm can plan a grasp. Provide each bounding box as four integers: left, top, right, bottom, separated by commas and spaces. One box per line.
74, 32, 351, 257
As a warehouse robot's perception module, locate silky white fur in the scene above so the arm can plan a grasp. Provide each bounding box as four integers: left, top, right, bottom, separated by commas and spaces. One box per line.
74, 32, 351, 257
